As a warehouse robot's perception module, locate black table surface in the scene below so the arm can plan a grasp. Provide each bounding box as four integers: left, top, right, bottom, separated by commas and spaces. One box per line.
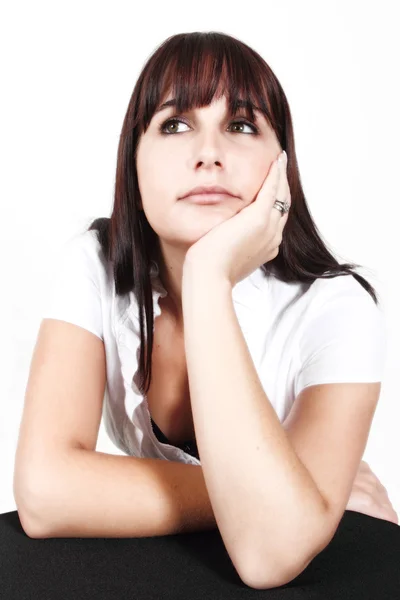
1, 509, 400, 599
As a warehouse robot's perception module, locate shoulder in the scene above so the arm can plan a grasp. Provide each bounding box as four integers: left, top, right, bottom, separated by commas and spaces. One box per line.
311, 272, 374, 299
294, 274, 387, 392
291, 273, 382, 325
42, 229, 114, 342
303, 273, 384, 330
288, 272, 385, 355
54, 229, 112, 287
62, 228, 106, 264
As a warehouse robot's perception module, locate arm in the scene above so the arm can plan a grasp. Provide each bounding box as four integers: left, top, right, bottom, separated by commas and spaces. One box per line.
181, 268, 330, 588
19, 448, 218, 539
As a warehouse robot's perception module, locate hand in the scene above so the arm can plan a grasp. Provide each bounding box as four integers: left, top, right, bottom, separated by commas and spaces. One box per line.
184, 150, 291, 288
346, 461, 399, 525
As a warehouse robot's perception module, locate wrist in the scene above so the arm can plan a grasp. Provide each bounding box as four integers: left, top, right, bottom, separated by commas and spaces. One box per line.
183, 257, 232, 295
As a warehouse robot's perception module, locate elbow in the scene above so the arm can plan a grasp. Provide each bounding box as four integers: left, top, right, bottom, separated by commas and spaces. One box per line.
235, 541, 296, 590
237, 523, 334, 590
16, 501, 49, 539
19, 509, 48, 539
236, 496, 337, 589
238, 550, 315, 590
14, 482, 49, 539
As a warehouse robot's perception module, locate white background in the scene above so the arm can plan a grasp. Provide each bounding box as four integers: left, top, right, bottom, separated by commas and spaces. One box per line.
1, 1, 399, 518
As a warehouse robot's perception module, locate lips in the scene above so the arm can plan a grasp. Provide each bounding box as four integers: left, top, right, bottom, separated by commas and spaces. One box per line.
180, 184, 235, 199
183, 193, 235, 205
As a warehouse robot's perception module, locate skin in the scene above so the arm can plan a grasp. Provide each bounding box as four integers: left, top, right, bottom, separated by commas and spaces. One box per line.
135, 92, 281, 327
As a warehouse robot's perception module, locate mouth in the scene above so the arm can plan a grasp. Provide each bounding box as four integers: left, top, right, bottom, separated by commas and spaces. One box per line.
182, 193, 235, 205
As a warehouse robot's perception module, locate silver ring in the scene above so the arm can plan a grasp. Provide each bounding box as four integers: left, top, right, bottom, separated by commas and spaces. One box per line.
273, 199, 290, 215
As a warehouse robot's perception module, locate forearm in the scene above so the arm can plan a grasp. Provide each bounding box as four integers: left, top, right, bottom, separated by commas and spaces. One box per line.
182, 267, 329, 582
22, 449, 217, 538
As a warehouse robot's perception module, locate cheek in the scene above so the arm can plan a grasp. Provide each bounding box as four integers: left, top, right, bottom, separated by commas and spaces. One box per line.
138, 159, 175, 203
250, 156, 277, 195
241, 172, 266, 205
241, 157, 268, 187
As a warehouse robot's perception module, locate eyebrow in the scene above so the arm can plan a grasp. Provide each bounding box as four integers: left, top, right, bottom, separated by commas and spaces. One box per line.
154, 98, 263, 116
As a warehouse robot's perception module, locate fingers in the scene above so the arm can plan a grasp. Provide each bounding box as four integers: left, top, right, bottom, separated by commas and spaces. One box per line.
346, 479, 400, 525
258, 150, 286, 209
277, 152, 288, 204
346, 498, 399, 525
376, 507, 399, 525
270, 151, 290, 235
254, 150, 290, 255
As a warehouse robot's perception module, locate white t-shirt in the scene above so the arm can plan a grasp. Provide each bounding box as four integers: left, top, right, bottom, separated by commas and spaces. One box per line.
42, 229, 387, 465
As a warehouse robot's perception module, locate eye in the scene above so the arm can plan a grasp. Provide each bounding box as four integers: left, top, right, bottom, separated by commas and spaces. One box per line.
158, 117, 259, 135
230, 120, 259, 134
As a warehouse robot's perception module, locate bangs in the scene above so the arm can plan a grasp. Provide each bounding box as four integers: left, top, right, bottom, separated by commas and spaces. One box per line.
135, 32, 276, 136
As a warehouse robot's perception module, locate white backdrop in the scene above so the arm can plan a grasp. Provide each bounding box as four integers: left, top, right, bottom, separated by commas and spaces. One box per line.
1, 0, 399, 517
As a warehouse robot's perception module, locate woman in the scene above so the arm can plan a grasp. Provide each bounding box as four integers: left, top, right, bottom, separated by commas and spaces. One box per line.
92, 30, 397, 525
12, 30, 398, 590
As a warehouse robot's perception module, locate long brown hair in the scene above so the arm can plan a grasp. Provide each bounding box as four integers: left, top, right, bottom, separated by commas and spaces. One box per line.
85, 31, 379, 396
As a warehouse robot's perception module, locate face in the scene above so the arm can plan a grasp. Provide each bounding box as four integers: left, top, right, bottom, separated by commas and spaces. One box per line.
136, 92, 281, 254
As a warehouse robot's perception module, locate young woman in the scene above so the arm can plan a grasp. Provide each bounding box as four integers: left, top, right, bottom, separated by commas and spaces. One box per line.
13, 31, 398, 589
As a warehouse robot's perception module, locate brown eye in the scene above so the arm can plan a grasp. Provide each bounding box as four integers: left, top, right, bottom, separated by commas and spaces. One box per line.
229, 120, 258, 134
159, 117, 259, 135
160, 119, 190, 134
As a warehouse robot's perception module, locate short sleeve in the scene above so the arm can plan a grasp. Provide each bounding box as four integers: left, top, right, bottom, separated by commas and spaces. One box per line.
41, 231, 104, 341
295, 281, 387, 396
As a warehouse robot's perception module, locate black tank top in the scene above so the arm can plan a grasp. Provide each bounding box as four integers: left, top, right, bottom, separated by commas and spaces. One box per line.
150, 417, 199, 460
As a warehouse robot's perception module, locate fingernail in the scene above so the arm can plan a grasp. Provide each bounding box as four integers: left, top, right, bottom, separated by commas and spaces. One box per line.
278, 150, 287, 164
